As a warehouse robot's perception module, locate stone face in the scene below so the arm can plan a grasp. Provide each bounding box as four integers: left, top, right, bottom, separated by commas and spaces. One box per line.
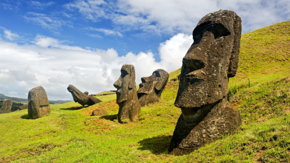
92, 108, 107, 116
28, 86, 51, 119
169, 10, 242, 155
138, 69, 169, 106
0, 99, 13, 114
113, 64, 141, 123
67, 85, 102, 106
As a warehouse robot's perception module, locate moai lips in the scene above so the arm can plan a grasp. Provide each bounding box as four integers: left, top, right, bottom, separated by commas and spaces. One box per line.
169, 10, 242, 155
114, 64, 141, 123
138, 69, 169, 107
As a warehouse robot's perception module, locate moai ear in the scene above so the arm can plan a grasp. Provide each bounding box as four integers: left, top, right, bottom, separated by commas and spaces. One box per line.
155, 70, 169, 91
228, 13, 242, 78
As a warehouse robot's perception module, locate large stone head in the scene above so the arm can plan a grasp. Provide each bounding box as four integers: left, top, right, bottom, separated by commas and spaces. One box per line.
138, 69, 169, 106
113, 64, 136, 104
175, 10, 241, 108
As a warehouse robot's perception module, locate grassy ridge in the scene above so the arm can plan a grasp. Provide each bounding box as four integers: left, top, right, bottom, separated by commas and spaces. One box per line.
1, 21, 290, 162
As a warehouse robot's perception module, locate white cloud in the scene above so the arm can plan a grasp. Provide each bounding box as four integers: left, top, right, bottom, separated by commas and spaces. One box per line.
65, 0, 107, 21
24, 12, 71, 30
30, 1, 55, 8
88, 27, 122, 37
0, 27, 19, 41
65, 0, 290, 34
0, 32, 191, 100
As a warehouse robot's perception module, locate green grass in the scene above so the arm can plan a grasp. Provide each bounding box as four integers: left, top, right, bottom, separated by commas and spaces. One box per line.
1, 21, 290, 162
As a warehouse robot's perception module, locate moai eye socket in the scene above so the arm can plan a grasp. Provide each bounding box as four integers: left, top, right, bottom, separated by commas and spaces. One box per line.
121, 70, 129, 78
193, 22, 231, 44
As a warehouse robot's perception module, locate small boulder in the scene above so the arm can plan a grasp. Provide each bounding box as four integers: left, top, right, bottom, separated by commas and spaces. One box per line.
28, 86, 51, 119
92, 108, 107, 116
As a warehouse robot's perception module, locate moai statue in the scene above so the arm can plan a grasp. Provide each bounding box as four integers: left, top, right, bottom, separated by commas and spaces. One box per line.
168, 10, 242, 155
113, 64, 141, 123
28, 86, 51, 119
137, 69, 169, 106
67, 85, 102, 106
0, 99, 13, 114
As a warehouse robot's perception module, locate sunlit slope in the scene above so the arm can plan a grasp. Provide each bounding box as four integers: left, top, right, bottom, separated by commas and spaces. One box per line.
238, 21, 290, 77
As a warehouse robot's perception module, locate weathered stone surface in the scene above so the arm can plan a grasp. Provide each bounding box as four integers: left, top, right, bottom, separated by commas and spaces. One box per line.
169, 9, 242, 155
19, 104, 28, 110
138, 69, 169, 106
28, 86, 51, 119
0, 99, 13, 114
113, 64, 141, 123
67, 85, 102, 106
92, 108, 107, 116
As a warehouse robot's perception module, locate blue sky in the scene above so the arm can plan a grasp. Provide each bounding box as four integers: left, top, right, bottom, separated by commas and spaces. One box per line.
0, 0, 289, 100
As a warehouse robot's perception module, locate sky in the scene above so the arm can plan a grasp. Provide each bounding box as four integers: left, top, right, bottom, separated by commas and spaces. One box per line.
0, 0, 289, 101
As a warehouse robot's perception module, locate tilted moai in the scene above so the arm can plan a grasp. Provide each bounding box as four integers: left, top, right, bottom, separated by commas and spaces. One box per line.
168, 10, 242, 155
0, 99, 13, 114
28, 86, 51, 119
137, 69, 169, 106
67, 85, 102, 106
113, 64, 141, 123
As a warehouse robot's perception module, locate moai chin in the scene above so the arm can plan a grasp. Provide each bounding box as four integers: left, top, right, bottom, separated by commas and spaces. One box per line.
168, 10, 242, 155
113, 64, 141, 123
137, 69, 169, 107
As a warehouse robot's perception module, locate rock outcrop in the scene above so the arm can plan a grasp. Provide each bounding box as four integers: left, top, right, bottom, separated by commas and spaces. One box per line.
19, 104, 28, 110
67, 85, 102, 106
28, 86, 51, 119
169, 9, 242, 155
0, 99, 13, 114
113, 64, 141, 123
138, 69, 169, 106
92, 108, 107, 116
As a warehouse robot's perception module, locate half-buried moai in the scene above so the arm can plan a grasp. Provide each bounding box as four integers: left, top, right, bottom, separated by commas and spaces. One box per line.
67, 85, 102, 107
0, 99, 13, 114
28, 86, 51, 119
113, 64, 141, 123
168, 10, 242, 155
137, 69, 169, 107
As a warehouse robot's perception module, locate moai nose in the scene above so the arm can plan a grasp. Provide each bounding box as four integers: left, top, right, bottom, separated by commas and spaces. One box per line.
183, 31, 215, 72
113, 78, 122, 89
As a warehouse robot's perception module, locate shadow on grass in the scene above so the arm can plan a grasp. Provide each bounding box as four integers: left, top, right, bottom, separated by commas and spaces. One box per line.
60, 106, 88, 110
100, 114, 117, 121
20, 114, 31, 119
138, 135, 172, 155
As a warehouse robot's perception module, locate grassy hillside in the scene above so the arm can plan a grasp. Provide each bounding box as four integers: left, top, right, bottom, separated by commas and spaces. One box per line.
0, 21, 290, 162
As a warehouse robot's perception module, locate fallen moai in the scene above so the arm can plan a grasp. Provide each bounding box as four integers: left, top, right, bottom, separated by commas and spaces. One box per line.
137, 69, 169, 106
113, 64, 141, 123
67, 85, 102, 106
169, 9, 242, 155
28, 86, 51, 119
0, 99, 13, 114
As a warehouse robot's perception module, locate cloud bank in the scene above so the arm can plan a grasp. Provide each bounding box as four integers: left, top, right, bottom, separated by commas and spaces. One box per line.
0, 32, 192, 100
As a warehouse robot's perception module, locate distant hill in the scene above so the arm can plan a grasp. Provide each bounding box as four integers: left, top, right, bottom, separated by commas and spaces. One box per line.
0, 93, 71, 104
